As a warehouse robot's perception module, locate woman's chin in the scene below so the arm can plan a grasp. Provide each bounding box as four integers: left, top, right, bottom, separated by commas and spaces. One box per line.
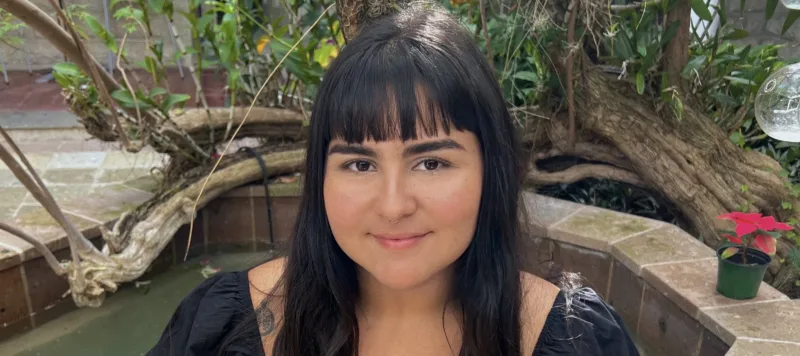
366, 265, 431, 290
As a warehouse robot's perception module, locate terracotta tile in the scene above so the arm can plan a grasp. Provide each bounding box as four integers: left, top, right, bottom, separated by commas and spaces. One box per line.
726, 339, 800, 356
253, 196, 299, 246
0, 318, 32, 343
553, 241, 612, 298
611, 224, 714, 275
0, 265, 30, 329
699, 300, 800, 345
519, 236, 559, 280
522, 193, 583, 237
638, 285, 703, 356
549, 206, 662, 252
205, 197, 253, 248
698, 329, 731, 356
31, 297, 77, 329
608, 261, 644, 332
23, 248, 70, 315
223, 185, 252, 198
642, 259, 787, 319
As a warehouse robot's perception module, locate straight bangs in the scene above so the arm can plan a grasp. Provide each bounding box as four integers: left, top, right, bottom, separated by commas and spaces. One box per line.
314, 20, 485, 144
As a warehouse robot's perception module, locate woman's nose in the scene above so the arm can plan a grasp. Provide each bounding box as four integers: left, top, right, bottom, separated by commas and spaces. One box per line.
376, 170, 417, 224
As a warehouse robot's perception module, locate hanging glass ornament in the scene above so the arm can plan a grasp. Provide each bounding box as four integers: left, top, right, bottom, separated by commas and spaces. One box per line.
781, 0, 800, 10
754, 63, 800, 142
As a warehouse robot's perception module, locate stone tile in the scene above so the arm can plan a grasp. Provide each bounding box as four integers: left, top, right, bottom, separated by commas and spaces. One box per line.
0, 265, 30, 330
122, 173, 163, 193
22, 185, 93, 205
253, 196, 300, 245
698, 329, 731, 356
0, 153, 53, 173
47, 152, 106, 169
100, 151, 165, 169
62, 184, 153, 222
642, 259, 787, 319
43, 168, 98, 184
14, 205, 96, 230
726, 339, 800, 356
699, 300, 800, 345
520, 236, 559, 280
611, 224, 715, 275
0, 187, 30, 207
23, 248, 70, 315
522, 192, 583, 237
553, 241, 613, 298
0, 204, 20, 222
205, 197, 255, 250
95, 168, 154, 183
608, 261, 644, 333
0, 230, 25, 271
638, 285, 704, 356
549, 207, 661, 252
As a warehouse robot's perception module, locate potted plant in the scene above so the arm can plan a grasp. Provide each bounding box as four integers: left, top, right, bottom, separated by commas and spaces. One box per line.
715, 212, 792, 300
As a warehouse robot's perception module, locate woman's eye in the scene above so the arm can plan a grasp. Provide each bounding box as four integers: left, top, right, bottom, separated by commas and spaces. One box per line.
415, 159, 444, 171
346, 160, 374, 172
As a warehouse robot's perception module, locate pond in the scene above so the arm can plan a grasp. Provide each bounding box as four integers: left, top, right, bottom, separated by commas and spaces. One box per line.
0, 251, 651, 356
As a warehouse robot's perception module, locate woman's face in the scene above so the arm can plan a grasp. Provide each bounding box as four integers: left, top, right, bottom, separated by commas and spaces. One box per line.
323, 126, 483, 290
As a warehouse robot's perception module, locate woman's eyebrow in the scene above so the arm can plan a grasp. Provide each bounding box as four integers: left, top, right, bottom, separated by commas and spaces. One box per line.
403, 139, 465, 157
327, 144, 377, 157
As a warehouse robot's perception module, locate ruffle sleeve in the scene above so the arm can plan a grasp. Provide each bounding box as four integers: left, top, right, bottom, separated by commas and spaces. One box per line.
146, 271, 260, 356
533, 288, 640, 356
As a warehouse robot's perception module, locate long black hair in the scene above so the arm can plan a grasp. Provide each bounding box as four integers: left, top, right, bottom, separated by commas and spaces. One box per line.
253, 3, 525, 355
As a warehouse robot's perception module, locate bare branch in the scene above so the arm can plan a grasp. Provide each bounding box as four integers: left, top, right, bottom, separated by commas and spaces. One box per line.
166, 18, 213, 143
0, 222, 66, 276
479, 0, 494, 69
566, 0, 579, 147
609, 0, 663, 11
527, 162, 648, 187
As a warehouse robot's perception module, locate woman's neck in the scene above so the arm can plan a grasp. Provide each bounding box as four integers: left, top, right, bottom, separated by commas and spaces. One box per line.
357, 266, 457, 319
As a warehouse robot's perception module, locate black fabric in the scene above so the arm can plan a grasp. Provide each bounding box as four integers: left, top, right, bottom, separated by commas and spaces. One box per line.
148, 271, 640, 356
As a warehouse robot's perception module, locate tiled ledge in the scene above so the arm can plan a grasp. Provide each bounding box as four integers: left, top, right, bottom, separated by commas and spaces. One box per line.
523, 192, 799, 356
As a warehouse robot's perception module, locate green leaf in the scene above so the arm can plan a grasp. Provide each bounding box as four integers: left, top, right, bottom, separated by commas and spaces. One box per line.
636, 71, 645, 95
661, 20, 680, 46
613, 33, 635, 59
783, 201, 794, 210
149, 87, 168, 97
691, 0, 714, 21
767, 0, 779, 20
52, 62, 81, 76
721, 28, 749, 41
196, 14, 216, 34
682, 55, 707, 77
112, 89, 140, 108
721, 246, 739, 259
161, 93, 191, 112
783, 10, 800, 35
513, 71, 538, 82
82, 14, 118, 54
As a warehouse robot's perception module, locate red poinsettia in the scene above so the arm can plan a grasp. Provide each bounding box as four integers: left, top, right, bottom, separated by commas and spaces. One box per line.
717, 212, 792, 258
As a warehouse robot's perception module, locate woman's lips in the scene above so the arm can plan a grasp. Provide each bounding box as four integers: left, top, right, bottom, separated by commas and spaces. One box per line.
372, 232, 430, 249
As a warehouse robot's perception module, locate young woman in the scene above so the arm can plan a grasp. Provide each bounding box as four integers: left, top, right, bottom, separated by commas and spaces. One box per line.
148, 4, 639, 356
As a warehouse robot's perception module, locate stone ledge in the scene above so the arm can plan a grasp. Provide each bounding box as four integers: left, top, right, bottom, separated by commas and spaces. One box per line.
527, 195, 799, 355
726, 339, 800, 356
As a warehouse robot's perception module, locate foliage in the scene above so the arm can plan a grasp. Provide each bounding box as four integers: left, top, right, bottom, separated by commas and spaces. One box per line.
0, 8, 26, 71
717, 212, 792, 263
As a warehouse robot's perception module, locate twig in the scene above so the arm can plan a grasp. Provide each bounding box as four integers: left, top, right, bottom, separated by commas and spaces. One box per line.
0, 222, 65, 276
166, 18, 213, 146
47, 0, 132, 149
184, 3, 336, 262
610, 0, 663, 11
479, 0, 493, 69
117, 33, 141, 131
566, 0, 579, 148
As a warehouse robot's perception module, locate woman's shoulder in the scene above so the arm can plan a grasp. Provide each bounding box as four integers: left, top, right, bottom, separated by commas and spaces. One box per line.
528, 272, 640, 356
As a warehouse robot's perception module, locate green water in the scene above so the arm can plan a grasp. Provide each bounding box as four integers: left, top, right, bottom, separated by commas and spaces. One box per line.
2, 252, 652, 356
0, 252, 271, 356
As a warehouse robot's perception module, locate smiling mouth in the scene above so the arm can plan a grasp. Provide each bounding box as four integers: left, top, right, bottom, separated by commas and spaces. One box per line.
371, 232, 430, 249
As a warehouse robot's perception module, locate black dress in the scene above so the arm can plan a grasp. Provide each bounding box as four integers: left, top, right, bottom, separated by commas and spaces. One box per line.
147, 271, 640, 356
